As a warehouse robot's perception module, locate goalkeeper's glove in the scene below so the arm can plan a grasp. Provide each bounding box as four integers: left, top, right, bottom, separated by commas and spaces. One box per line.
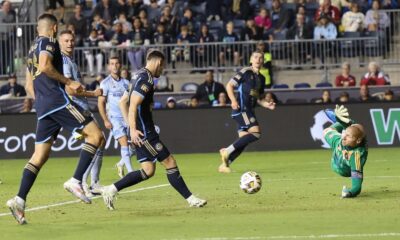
341, 185, 353, 198
334, 105, 351, 126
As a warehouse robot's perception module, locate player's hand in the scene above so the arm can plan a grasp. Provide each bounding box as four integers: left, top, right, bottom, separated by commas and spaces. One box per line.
334, 105, 350, 124
341, 185, 353, 198
231, 101, 240, 110
67, 80, 84, 94
104, 120, 112, 129
93, 88, 103, 97
264, 101, 276, 110
131, 129, 144, 147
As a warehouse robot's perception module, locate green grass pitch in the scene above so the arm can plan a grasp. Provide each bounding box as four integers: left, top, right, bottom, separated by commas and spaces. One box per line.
0, 148, 400, 240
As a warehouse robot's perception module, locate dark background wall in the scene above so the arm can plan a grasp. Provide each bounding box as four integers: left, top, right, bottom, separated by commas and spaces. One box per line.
0, 102, 399, 159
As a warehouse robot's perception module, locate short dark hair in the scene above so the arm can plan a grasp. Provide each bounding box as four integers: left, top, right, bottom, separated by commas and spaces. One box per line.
252, 50, 264, 56
146, 49, 165, 61
59, 30, 74, 37
37, 13, 58, 24
108, 55, 120, 63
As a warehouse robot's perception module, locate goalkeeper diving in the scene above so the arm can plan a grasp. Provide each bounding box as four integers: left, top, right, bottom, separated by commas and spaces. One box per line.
323, 105, 368, 198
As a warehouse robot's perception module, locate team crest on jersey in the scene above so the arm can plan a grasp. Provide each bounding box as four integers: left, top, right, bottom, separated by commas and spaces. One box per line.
141, 84, 149, 93
250, 117, 256, 123
155, 143, 163, 151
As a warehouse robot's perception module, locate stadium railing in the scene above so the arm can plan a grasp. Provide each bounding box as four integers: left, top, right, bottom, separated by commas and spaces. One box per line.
0, 9, 399, 78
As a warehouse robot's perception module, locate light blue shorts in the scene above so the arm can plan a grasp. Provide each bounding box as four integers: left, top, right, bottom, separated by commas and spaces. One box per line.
110, 117, 128, 140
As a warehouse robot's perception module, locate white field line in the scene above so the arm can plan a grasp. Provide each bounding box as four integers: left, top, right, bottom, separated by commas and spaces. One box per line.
0, 184, 169, 217
165, 232, 400, 240
266, 175, 400, 182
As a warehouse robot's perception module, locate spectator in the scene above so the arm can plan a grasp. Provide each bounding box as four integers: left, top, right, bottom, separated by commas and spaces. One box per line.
189, 96, 199, 108
228, 0, 252, 20
264, 92, 279, 104
337, 91, 350, 103
315, 0, 341, 25
126, 0, 143, 19
105, 22, 128, 46
255, 41, 273, 88
159, 5, 178, 36
358, 84, 378, 102
48, 0, 65, 24
364, 0, 390, 32
93, 0, 119, 25
90, 13, 111, 39
116, 0, 129, 16
206, 0, 222, 21
368, 0, 398, 9
195, 25, 215, 69
146, 0, 162, 22
116, 13, 132, 32
287, 13, 314, 66
296, 5, 313, 25
166, 96, 176, 109
139, 9, 154, 38
242, 19, 262, 41
313, 15, 337, 64
87, 74, 106, 90
335, 62, 356, 87
68, 4, 87, 45
20, 98, 35, 113
144, 0, 165, 5
315, 90, 332, 103
360, 61, 390, 86
127, 18, 149, 71
194, 70, 227, 105
0, 0, 16, 75
318, 0, 351, 11
268, 0, 291, 38
213, 92, 230, 107
254, 8, 272, 32
383, 89, 395, 101
120, 66, 131, 80
172, 25, 195, 68
0, 74, 26, 97
219, 21, 241, 67
84, 30, 104, 77
180, 8, 196, 35
341, 3, 365, 32
165, 0, 179, 17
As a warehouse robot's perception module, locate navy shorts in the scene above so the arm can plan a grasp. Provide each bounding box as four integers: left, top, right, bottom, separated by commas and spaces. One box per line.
135, 134, 170, 163
35, 103, 93, 143
231, 110, 259, 132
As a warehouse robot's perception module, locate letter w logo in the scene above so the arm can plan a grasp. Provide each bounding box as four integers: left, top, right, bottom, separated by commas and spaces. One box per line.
370, 108, 400, 145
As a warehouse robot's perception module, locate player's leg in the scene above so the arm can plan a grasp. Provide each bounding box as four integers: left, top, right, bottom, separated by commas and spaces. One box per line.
101, 161, 154, 210
117, 136, 133, 173
6, 117, 59, 224
161, 155, 207, 207
111, 118, 133, 177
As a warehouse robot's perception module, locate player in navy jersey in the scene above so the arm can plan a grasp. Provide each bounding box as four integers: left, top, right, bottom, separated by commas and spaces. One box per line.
218, 50, 276, 173
59, 30, 105, 197
98, 56, 134, 178
6, 14, 104, 225
100, 49, 207, 210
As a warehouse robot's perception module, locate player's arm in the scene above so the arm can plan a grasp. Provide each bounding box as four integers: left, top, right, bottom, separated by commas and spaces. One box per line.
226, 78, 240, 110
98, 95, 112, 129
128, 93, 144, 146
342, 151, 365, 198
119, 91, 129, 125
25, 68, 35, 99
66, 86, 102, 97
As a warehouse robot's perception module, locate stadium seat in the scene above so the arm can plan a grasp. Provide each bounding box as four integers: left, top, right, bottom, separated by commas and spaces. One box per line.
232, 19, 246, 29
209, 28, 220, 41
340, 32, 362, 57
363, 31, 383, 57
209, 20, 224, 30
181, 82, 199, 92
270, 32, 289, 60
294, 83, 311, 88
272, 84, 289, 89
315, 82, 333, 88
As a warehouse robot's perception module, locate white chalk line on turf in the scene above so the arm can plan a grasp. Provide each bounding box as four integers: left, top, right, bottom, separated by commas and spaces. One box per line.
165, 232, 400, 240
266, 175, 400, 182
0, 184, 169, 217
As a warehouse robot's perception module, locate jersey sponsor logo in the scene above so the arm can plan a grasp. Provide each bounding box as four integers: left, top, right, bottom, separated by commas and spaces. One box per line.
310, 110, 335, 148
155, 142, 163, 151
250, 117, 256, 123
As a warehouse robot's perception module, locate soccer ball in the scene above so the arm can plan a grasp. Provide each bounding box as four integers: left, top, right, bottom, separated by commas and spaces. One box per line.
240, 171, 262, 194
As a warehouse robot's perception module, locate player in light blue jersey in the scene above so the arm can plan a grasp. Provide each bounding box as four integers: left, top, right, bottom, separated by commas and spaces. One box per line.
60, 30, 105, 196
98, 56, 133, 177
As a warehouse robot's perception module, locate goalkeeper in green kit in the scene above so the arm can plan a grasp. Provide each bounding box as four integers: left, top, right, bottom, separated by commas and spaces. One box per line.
323, 105, 368, 198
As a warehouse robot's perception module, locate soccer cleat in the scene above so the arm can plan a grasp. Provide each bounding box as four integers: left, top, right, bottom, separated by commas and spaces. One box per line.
90, 182, 103, 196
187, 195, 207, 208
218, 148, 231, 173
63, 179, 92, 204
6, 196, 27, 225
82, 182, 94, 198
116, 164, 125, 178
100, 185, 118, 210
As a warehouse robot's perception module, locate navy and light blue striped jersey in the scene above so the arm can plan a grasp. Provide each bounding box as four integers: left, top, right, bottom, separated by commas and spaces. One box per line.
129, 68, 156, 138
100, 75, 129, 118
27, 36, 69, 119
230, 67, 265, 112
62, 52, 89, 111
